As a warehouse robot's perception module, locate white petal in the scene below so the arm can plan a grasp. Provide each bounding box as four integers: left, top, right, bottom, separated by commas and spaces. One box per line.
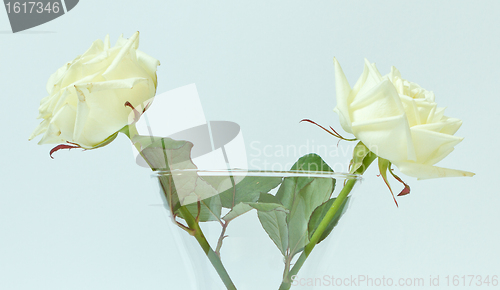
38, 104, 76, 145
73, 86, 90, 142
412, 118, 462, 135
115, 34, 127, 47
399, 94, 421, 126
37, 94, 56, 119
37, 122, 64, 145
80, 77, 148, 92
351, 62, 370, 95
59, 61, 84, 89
136, 50, 160, 87
414, 99, 436, 124
439, 117, 462, 135
429, 106, 446, 123
52, 87, 74, 116
78, 78, 154, 146
387, 66, 402, 83
352, 114, 416, 162
29, 119, 49, 140
393, 161, 475, 180
354, 59, 383, 97
333, 58, 353, 133
102, 32, 139, 79
333, 107, 352, 134
104, 35, 110, 50
80, 39, 104, 58
351, 79, 406, 122
410, 127, 463, 165
46, 63, 71, 94
366, 60, 383, 80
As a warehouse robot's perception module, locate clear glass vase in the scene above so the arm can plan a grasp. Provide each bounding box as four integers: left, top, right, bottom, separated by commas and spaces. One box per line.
153, 169, 361, 290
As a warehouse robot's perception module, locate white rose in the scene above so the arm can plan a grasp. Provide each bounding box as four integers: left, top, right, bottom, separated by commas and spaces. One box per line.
29, 32, 160, 149
334, 58, 474, 179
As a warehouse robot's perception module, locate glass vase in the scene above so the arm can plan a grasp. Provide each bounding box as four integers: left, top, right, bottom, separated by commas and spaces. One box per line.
153, 169, 361, 290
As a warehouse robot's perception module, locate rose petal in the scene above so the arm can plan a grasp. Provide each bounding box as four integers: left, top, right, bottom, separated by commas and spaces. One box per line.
78, 78, 152, 146
333, 58, 353, 133
137, 50, 160, 87
104, 35, 110, 50
38, 104, 76, 145
352, 60, 383, 98
398, 94, 421, 126
410, 126, 463, 165
102, 32, 139, 80
29, 119, 49, 141
80, 39, 104, 59
352, 114, 416, 162
393, 161, 475, 180
46, 63, 71, 94
412, 118, 462, 136
350, 79, 406, 123
73, 86, 90, 142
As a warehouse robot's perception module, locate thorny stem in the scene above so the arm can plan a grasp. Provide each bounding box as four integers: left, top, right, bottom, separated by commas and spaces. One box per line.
215, 220, 230, 257
178, 206, 237, 290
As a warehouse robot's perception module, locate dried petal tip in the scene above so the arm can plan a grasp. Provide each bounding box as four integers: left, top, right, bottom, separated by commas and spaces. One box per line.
397, 185, 410, 196
124, 101, 135, 110
389, 168, 411, 196
49, 144, 81, 159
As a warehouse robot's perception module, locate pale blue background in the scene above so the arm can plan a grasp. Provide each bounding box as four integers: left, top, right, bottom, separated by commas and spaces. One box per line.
1, 1, 498, 289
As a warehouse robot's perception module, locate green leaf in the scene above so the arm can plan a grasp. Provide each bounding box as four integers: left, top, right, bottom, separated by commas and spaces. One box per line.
287, 176, 335, 256
276, 153, 333, 209
222, 194, 288, 222
272, 154, 336, 257
222, 202, 253, 222
258, 192, 282, 204
176, 195, 222, 222
218, 176, 282, 209
290, 153, 334, 173
141, 137, 221, 217
258, 209, 289, 256
247, 202, 288, 213
308, 197, 350, 243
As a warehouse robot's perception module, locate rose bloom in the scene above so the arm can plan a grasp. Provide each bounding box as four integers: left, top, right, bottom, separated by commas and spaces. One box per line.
29, 32, 160, 149
334, 58, 474, 179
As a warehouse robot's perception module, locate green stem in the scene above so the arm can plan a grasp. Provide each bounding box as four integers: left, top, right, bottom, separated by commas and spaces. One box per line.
178, 206, 237, 290
282, 254, 291, 281
279, 153, 377, 290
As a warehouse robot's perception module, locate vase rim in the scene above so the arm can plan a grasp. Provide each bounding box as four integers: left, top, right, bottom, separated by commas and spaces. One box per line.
152, 169, 361, 180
